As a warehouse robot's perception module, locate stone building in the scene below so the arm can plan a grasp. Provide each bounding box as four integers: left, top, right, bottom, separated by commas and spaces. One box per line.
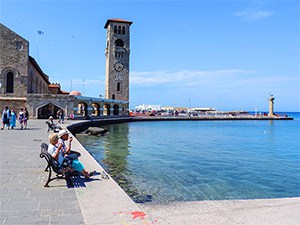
0, 19, 131, 119
104, 18, 132, 102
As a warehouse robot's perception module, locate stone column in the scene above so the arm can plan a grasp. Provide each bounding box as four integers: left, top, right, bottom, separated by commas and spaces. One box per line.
268, 94, 275, 116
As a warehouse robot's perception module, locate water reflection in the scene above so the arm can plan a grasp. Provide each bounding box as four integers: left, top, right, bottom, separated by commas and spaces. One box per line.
77, 123, 152, 203
102, 124, 130, 179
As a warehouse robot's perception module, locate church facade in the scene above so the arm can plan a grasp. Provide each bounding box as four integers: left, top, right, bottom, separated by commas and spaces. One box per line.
0, 19, 132, 119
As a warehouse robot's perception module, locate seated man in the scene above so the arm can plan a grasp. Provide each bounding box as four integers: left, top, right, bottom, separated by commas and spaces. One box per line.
48, 133, 95, 180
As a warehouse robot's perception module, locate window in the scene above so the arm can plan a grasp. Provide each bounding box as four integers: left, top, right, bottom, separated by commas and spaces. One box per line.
117, 82, 121, 92
115, 51, 124, 58
115, 39, 124, 47
122, 26, 125, 35
118, 26, 121, 34
35, 77, 38, 93
29, 72, 33, 93
112, 94, 115, 100
114, 25, 117, 33
16, 42, 23, 51
6, 72, 14, 93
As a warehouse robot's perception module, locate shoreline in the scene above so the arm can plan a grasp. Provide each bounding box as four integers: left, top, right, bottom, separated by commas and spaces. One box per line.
67, 115, 294, 133
131, 115, 294, 121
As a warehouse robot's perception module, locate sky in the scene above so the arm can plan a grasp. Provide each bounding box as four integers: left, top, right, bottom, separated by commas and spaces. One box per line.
1, 0, 299, 112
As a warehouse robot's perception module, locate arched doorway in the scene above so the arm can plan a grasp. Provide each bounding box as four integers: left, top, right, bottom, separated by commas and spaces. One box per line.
77, 102, 88, 117
37, 103, 60, 119
92, 103, 100, 116
113, 104, 119, 115
103, 103, 111, 116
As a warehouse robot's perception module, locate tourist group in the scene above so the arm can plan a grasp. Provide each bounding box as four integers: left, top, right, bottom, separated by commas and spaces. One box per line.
1, 106, 29, 130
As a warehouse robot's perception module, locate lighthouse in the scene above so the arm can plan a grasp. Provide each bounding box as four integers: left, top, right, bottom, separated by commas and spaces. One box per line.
268, 94, 275, 116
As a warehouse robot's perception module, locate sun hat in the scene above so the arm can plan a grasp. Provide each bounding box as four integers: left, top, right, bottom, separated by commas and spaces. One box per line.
49, 116, 53, 119
58, 129, 69, 138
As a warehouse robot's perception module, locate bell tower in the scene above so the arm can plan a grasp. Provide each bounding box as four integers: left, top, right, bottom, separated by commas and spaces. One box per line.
104, 18, 133, 102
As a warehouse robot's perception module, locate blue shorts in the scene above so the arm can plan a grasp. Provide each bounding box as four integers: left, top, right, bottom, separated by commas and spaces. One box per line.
72, 160, 85, 173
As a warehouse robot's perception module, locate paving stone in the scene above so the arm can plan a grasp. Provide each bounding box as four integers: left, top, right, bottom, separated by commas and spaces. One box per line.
3, 215, 50, 225
0, 120, 84, 224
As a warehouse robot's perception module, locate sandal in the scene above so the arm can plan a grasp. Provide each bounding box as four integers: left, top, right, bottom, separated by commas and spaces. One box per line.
85, 171, 96, 180
89, 171, 96, 177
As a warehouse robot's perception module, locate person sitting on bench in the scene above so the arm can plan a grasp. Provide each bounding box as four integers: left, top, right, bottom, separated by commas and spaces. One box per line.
48, 133, 95, 180
46, 116, 61, 132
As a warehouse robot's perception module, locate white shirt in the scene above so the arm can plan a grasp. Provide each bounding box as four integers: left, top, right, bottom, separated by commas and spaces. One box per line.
47, 143, 64, 165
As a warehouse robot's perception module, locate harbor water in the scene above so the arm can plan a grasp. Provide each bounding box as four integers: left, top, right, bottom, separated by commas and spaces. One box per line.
76, 112, 300, 203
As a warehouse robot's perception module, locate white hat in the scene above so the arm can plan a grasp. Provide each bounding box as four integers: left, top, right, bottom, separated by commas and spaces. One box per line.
58, 129, 69, 138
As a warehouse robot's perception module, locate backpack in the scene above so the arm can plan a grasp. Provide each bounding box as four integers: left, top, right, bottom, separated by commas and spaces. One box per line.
3, 111, 7, 119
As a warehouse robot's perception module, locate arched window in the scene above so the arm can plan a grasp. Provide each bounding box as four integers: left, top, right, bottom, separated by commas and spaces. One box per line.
29, 72, 33, 93
6, 72, 14, 93
114, 25, 117, 33
118, 26, 121, 34
39, 81, 42, 93
117, 82, 121, 92
122, 26, 125, 35
115, 39, 124, 47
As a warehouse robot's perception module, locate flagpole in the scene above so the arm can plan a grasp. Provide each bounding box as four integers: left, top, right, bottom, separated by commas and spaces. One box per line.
36, 30, 44, 63
36, 30, 39, 62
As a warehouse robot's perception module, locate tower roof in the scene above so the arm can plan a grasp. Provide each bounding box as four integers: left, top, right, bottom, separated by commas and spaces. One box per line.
104, 18, 133, 28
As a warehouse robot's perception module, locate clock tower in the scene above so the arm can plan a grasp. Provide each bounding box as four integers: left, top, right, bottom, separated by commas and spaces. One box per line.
104, 18, 133, 102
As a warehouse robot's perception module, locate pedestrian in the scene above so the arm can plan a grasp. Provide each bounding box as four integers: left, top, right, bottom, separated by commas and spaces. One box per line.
19, 108, 25, 130
10, 109, 17, 129
24, 107, 29, 129
57, 109, 62, 123
1, 106, 11, 130
60, 109, 65, 124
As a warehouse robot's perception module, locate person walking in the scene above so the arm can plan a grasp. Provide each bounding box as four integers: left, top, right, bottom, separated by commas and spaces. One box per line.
1, 106, 11, 130
10, 109, 17, 129
19, 108, 25, 130
60, 109, 65, 124
57, 109, 62, 123
24, 107, 29, 129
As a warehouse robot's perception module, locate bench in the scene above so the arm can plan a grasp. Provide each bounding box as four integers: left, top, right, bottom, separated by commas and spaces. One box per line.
40, 143, 77, 187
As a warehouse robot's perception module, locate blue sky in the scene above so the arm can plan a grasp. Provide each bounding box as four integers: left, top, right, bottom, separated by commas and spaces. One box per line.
1, 0, 299, 111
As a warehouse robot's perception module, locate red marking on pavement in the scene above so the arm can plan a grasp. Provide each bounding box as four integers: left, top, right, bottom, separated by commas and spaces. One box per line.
131, 211, 146, 220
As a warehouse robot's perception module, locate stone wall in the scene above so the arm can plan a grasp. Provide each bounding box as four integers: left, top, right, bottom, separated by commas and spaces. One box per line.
28, 59, 49, 94
0, 23, 29, 97
26, 94, 75, 118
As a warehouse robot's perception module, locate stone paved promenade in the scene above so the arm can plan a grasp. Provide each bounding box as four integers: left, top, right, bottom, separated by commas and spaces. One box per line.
0, 120, 85, 224
1, 119, 299, 225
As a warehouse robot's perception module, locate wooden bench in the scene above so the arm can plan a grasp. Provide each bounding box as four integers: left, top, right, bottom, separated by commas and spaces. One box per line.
40, 143, 77, 187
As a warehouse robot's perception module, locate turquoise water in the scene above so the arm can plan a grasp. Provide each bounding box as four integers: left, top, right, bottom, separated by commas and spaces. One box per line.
76, 113, 300, 203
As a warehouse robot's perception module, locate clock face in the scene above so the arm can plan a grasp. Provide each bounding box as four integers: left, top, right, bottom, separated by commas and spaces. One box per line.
114, 62, 124, 72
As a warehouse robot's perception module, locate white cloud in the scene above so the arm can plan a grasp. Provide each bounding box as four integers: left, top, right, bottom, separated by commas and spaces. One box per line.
235, 9, 273, 21
130, 69, 254, 86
